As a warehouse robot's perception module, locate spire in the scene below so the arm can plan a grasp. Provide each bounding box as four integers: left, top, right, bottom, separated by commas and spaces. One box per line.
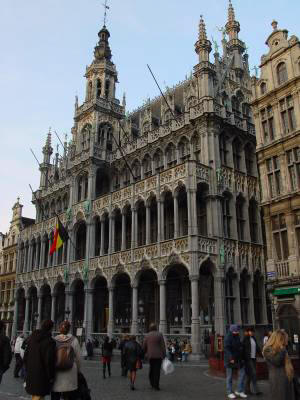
94, 25, 112, 62
199, 15, 207, 41
228, 0, 235, 23
195, 15, 212, 62
225, 0, 240, 40
42, 128, 53, 164
122, 92, 126, 110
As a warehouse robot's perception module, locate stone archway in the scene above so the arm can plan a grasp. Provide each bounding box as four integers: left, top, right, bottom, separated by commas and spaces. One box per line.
92, 277, 108, 333
199, 259, 215, 326
72, 280, 85, 330
137, 269, 159, 333
40, 284, 52, 322
27, 286, 38, 331
53, 282, 65, 329
278, 304, 300, 340
113, 273, 131, 333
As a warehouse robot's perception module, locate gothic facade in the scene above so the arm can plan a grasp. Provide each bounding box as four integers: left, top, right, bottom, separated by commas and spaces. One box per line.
251, 21, 300, 341
13, 1, 268, 353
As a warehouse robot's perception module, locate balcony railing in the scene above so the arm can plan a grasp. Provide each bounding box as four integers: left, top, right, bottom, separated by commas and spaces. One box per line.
276, 261, 290, 278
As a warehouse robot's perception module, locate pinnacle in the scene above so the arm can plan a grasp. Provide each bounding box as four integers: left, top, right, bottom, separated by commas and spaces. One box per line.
228, 0, 235, 23
46, 129, 52, 148
199, 15, 207, 41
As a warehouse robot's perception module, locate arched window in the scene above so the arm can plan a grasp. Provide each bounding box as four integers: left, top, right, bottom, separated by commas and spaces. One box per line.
249, 199, 258, 243
44, 203, 49, 219
143, 155, 152, 178
197, 185, 207, 236
113, 170, 120, 191
222, 193, 232, 238
219, 134, 229, 166
166, 143, 177, 167
178, 137, 190, 161
137, 202, 146, 246
77, 173, 88, 202
245, 143, 254, 175
75, 223, 86, 260
277, 62, 288, 85
81, 124, 91, 150
232, 139, 242, 170
123, 168, 131, 186
240, 270, 249, 325
260, 82, 267, 95
191, 133, 201, 161
236, 195, 245, 241
97, 123, 113, 151
164, 192, 174, 239
88, 81, 92, 101
132, 160, 141, 181
231, 96, 240, 115
105, 79, 110, 98
154, 150, 164, 172
96, 79, 102, 98
242, 103, 251, 119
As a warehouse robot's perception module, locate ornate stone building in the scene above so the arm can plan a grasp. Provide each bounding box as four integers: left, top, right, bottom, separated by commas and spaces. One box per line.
13, 1, 268, 354
251, 21, 300, 339
0, 199, 34, 337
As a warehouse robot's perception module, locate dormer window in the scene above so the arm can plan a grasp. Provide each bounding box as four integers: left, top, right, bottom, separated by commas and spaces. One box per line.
88, 81, 93, 101
277, 62, 288, 85
105, 79, 110, 98
96, 79, 102, 98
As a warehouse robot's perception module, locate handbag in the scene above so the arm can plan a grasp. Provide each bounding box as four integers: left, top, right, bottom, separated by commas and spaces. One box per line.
136, 359, 143, 369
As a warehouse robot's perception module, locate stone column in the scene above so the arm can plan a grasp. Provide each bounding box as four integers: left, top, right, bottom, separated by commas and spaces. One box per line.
174, 192, 179, 238
131, 208, 136, 249
159, 280, 167, 334
65, 289, 74, 329
23, 296, 30, 333
121, 211, 126, 251
89, 219, 96, 258
161, 200, 165, 241
37, 294, 43, 329
100, 217, 105, 256
248, 275, 255, 325
51, 294, 56, 323
187, 189, 197, 235
157, 199, 162, 242
109, 215, 115, 253
146, 204, 151, 245
84, 288, 93, 338
234, 274, 242, 325
214, 272, 226, 336
190, 275, 200, 355
131, 284, 138, 334
107, 286, 114, 337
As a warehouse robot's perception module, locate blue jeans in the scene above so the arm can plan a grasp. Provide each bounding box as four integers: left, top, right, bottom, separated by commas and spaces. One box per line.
226, 366, 246, 394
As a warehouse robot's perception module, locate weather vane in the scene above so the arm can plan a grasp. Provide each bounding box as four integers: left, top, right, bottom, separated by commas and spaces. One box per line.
102, 0, 110, 26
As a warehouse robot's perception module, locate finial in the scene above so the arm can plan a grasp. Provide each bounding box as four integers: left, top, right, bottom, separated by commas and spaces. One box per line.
102, 0, 110, 27
199, 15, 207, 41
271, 20, 278, 31
122, 92, 126, 109
228, 0, 235, 23
75, 95, 78, 110
17, 196, 20, 203
46, 127, 52, 147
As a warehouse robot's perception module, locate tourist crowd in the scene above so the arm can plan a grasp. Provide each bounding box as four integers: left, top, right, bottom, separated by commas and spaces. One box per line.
0, 318, 299, 400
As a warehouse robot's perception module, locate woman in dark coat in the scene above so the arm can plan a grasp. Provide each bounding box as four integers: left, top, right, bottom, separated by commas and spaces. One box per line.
263, 329, 295, 400
101, 336, 113, 379
23, 320, 56, 398
123, 335, 143, 390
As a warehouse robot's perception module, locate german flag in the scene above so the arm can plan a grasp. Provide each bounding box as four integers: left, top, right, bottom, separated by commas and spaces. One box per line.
50, 219, 69, 255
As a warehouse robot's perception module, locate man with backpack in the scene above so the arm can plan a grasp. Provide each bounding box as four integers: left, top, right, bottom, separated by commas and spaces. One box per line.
23, 319, 56, 400
0, 320, 12, 384
51, 320, 81, 400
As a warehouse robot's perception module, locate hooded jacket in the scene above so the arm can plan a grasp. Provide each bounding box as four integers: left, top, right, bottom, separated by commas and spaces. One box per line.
52, 333, 81, 393
23, 329, 56, 396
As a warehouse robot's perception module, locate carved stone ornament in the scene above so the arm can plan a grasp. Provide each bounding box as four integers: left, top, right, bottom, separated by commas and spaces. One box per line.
168, 251, 181, 266
83, 200, 91, 217
66, 207, 73, 223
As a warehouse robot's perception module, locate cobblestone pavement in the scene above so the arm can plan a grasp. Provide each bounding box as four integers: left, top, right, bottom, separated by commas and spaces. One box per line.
0, 359, 270, 400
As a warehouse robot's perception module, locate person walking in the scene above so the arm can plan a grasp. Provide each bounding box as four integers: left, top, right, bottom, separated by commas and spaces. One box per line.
86, 339, 94, 361
101, 336, 113, 379
123, 335, 143, 390
263, 329, 295, 400
143, 323, 166, 391
23, 320, 56, 400
181, 341, 192, 362
0, 320, 12, 384
14, 334, 24, 378
224, 324, 247, 399
243, 327, 262, 396
51, 320, 81, 400
119, 334, 129, 377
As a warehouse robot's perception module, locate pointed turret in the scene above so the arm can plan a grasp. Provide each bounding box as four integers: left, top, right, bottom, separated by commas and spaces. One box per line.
195, 15, 212, 62
42, 129, 53, 164
225, 0, 240, 41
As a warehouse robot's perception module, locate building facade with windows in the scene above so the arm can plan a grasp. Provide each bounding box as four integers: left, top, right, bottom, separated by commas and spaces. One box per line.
0, 199, 34, 338
251, 21, 300, 340
13, 2, 268, 354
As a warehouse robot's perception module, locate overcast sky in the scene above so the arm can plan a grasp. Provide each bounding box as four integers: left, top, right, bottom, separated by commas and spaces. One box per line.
0, 0, 299, 233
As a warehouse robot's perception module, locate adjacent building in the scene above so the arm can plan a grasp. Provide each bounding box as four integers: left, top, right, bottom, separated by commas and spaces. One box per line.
251, 21, 300, 339
0, 199, 34, 337
13, 1, 268, 354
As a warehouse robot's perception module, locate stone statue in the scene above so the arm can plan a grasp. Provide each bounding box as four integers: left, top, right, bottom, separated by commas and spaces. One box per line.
211, 36, 219, 53
216, 168, 223, 184
252, 65, 259, 77
219, 243, 225, 265
66, 207, 72, 223
64, 266, 69, 283
83, 200, 91, 217
83, 262, 89, 282
217, 26, 226, 40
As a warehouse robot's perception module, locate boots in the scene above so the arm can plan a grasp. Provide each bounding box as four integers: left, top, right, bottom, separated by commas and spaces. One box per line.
103, 365, 106, 379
